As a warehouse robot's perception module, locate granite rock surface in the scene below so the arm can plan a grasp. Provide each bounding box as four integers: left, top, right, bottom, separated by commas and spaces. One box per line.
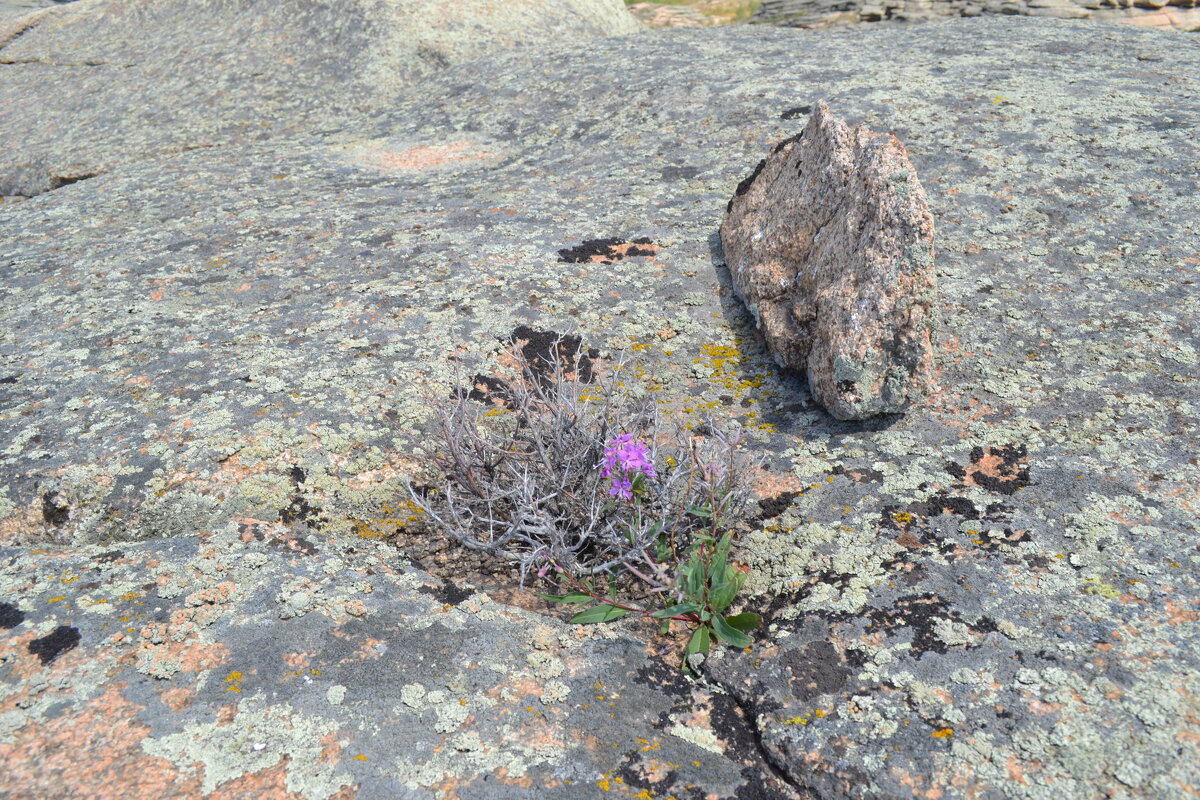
1, 11, 1199, 800
753, 0, 1200, 30
0, 0, 640, 197
720, 100, 937, 420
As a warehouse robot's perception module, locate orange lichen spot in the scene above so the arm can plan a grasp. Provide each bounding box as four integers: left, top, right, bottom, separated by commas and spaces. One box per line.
225, 671, 244, 693
353, 754, 368, 761
931, 728, 954, 738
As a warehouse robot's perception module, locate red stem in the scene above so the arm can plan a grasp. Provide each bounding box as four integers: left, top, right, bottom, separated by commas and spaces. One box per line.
555, 570, 700, 623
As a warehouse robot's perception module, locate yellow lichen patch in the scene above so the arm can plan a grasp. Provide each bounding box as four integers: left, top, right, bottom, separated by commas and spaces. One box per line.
689, 340, 778, 431
353, 500, 424, 539
1083, 576, 1122, 599
225, 671, 244, 693
629, 338, 655, 352
931, 728, 954, 738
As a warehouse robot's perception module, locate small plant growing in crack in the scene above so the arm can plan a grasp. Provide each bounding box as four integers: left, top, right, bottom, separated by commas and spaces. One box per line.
406, 332, 761, 670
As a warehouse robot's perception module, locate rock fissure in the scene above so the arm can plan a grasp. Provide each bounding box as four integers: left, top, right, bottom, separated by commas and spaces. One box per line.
702, 667, 810, 798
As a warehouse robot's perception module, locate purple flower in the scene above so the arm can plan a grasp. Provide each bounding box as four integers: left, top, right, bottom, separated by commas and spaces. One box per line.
599, 433, 656, 500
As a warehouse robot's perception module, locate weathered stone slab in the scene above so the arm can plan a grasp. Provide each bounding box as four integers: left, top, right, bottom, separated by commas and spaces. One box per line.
1, 15, 1198, 800
0, 527, 782, 798
0, 0, 640, 197
721, 100, 937, 420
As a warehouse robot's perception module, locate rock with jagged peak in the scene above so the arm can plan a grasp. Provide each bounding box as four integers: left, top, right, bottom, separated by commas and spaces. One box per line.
720, 100, 937, 421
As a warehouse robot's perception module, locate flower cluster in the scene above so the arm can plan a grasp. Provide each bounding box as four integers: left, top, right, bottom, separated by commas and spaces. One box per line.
599, 433, 656, 501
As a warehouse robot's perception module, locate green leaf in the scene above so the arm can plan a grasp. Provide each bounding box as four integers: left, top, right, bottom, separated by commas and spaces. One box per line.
656, 534, 672, 563
686, 562, 707, 601
651, 602, 701, 619
684, 625, 711, 665
687, 506, 712, 518
708, 580, 739, 613
537, 592, 593, 604
711, 613, 752, 648
676, 559, 701, 602
708, 533, 731, 584
570, 604, 632, 624
724, 612, 762, 632
659, 619, 671, 636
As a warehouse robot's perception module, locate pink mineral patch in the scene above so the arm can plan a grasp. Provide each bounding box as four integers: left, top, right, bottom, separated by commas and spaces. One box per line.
368, 142, 493, 171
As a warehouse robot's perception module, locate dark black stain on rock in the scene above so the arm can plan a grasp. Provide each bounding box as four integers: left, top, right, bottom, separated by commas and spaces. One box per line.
780, 105, 812, 120
633, 657, 692, 700
280, 533, 318, 555
509, 325, 597, 385
0, 602, 25, 629
28, 625, 81, 665
758, 491, 800, 520
279, 465, 322, 528
947, 445, 1030, 495
912, 492, 980, 520
863, 594, 991, 657
831, 464, 884, 484
416, 580, 475, 606
93, 550, 124, 563
0, 375, 17, 384
974, 527, 1033, 552
464, 373, 514, 407
41, 492, 69, 526
556, 237, 657, 265
778, 640, 851, 702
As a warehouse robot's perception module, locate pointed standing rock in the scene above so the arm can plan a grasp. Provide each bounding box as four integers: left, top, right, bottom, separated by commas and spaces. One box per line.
720, 100, 937, 421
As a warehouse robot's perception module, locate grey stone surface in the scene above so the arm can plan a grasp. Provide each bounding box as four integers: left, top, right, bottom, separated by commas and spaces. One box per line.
0, 0, 640, 196
1, 11, 1199, 800
0, 0, 67, 22
720, 100, 937, 420
753, 0, 1199, 27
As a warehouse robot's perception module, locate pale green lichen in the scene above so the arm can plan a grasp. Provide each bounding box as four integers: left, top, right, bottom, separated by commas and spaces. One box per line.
142, 700, 352, 799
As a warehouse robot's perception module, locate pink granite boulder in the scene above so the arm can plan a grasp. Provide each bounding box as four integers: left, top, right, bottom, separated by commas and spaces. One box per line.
720, 100, 937, 420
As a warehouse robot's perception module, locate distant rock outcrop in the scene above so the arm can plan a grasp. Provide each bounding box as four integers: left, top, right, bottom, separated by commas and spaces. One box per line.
0, 0, 641, 197
720, 101, 936, 421
753, 0, 1200, 29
